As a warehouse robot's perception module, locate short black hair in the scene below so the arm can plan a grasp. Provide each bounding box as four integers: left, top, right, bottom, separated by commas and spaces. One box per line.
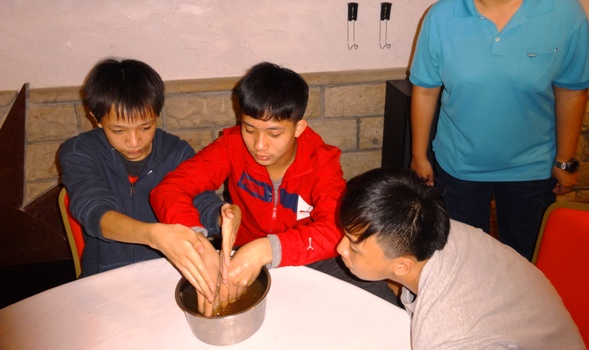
234, 62, 308, 122
339, 167, 449, 261
83, 58, 164, 122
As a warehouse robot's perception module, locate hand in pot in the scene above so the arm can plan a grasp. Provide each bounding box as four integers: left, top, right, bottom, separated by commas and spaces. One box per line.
219, 204, 241, 283
197, 204, 241, 316
197, 237, 271, 316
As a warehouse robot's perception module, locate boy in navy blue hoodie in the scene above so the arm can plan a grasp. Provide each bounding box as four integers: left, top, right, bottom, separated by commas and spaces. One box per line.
59, 58, 238, 297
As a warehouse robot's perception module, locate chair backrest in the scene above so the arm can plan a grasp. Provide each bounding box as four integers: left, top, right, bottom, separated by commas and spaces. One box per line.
58, 187, 85, 278
532, 201, 589, 346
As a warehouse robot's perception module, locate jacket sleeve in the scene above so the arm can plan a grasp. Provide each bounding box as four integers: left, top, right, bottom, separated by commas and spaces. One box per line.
192, 191, 225, 235
277, 148, 346, 266
174, 141, 226, 234
150, 136, 231, 227
59, 137, 120, 241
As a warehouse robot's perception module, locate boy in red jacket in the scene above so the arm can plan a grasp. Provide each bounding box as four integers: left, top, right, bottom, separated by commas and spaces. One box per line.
151, 62, 398, 313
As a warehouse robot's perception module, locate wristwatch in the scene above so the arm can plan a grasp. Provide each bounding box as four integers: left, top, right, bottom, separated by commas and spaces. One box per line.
554, 158, 580, 174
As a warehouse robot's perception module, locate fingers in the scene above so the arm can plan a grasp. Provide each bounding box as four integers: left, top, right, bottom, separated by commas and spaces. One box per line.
225, 261, 260, 301
157, 225, 217, 302
220, 250, 230, 283
553, 183, 573, 196
410, 159, 434, 186
189, 238, 217, 300
234, 279, 249, 300
423, 176, 434, 186
197, 288, 214, 317
181, 258, 216, 303
193, 240, 205, 254
219, 278, 231, 307
220, 204, 241, 282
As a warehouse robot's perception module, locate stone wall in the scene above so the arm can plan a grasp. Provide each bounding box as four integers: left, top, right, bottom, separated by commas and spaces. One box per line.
0, 68, 588, 205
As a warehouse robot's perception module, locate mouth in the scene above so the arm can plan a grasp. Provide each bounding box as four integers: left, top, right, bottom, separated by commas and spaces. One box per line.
127, 149, 143, 157
254, 154, 270, 161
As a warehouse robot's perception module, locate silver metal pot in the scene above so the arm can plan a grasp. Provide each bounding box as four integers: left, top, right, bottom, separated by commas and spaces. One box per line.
175, 266, 271, 346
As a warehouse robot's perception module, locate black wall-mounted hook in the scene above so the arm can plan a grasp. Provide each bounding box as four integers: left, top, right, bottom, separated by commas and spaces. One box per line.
347, 2, 359, 49
379, 2, 392, 49
348, 2, 358, 21
380, 2, 392, 21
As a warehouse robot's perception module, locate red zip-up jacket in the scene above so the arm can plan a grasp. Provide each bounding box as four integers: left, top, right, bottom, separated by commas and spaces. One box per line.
150, 125, 346, 266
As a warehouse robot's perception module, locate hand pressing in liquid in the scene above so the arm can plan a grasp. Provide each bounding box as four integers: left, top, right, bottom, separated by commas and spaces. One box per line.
222, 238, 271, 303
219, 203, 241, 283
197, 203, 241, 316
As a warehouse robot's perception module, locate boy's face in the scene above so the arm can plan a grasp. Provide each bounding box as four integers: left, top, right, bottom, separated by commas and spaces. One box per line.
96, 110, 157, 162
337, 232, 395, 281
241, 115, 306, 173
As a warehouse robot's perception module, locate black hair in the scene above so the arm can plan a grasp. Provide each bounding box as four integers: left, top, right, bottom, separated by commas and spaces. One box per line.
234, 62, 309, 122
339, 167, 449, 261
83, 58, 164, 122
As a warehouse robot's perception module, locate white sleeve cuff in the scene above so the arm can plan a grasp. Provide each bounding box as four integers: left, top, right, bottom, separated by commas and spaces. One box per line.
266, 234, 282, 269
191, 226, 209, 238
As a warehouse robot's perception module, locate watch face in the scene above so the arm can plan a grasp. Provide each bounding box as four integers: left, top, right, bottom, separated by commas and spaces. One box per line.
555, 159, 580, 173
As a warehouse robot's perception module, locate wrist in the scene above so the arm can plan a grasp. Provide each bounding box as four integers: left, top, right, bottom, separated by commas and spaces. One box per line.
146, 223, 163, 250
250, 237, 273, 267
554, 158, 579, 174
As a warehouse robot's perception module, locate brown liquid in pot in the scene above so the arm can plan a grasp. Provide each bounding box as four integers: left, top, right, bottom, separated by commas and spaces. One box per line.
211, 280, 266, 317
182, 279, 266, 317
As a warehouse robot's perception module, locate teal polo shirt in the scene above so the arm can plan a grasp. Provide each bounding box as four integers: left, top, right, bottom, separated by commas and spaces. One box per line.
409, 0, 589, 181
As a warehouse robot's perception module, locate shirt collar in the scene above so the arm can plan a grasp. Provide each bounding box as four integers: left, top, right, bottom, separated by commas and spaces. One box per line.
454, 0, 554, 18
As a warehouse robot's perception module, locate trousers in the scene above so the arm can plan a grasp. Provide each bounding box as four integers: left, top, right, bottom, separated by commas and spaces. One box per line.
435, 164, 556, 261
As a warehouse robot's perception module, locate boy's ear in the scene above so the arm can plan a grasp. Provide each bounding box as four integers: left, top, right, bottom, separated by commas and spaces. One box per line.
89, 112, 101, 128
393, 256, 416, 277
294, 120, 307, 138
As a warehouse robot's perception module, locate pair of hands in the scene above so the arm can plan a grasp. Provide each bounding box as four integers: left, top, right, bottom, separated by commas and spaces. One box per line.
411, 158, 577, 195
151, 202, 267, 317
151, 204, 240, 305
197, 238, 269, 316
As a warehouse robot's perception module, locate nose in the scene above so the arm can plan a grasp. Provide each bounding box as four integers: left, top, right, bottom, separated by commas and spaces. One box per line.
336, 237, 349, 258
253, 133, 268, 151
126, 130, 141, 148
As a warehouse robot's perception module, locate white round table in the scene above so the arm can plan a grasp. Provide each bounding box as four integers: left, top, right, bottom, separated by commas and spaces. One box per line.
0, 258, 411, 349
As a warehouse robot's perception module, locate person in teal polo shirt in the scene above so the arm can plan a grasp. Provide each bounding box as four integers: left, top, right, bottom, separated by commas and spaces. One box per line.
409, 0, 589, 260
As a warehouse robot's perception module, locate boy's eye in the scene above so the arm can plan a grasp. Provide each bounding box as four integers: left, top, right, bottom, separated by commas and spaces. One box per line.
269, 133, 281, 138
142, 125, 152, 131
349, 241, 362, 254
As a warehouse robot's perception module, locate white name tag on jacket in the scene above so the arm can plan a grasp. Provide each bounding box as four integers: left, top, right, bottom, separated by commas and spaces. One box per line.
297, 196, 313, 221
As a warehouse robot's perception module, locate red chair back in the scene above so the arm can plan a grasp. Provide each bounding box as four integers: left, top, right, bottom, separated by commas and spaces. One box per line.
58, 188, 85, 278
533, 201, 589, 346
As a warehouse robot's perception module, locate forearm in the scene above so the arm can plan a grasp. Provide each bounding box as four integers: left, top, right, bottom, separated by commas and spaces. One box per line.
151, 145, 229, 227
410, 85, 441, 161
100, 211, 159, 248
554, 86, 587, 162
276, 220, 342, 267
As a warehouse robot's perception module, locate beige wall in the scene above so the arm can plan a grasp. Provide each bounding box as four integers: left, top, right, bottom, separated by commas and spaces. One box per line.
2, 0, 587, 91
0, 0, 436, 90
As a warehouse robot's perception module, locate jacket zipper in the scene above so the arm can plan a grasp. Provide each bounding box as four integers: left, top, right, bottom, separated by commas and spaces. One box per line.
272, 186, 279, 220
128, 175, 139, 196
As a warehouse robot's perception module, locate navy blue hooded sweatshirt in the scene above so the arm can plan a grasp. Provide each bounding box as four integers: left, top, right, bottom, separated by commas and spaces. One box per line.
59, 128, 222, 276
